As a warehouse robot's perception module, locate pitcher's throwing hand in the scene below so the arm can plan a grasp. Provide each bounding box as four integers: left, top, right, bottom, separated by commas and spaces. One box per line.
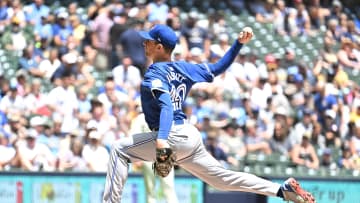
238, 27, 253, 44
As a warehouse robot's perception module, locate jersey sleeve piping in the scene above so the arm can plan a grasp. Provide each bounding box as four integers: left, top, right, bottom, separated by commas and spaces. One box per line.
203, 63, 215, 79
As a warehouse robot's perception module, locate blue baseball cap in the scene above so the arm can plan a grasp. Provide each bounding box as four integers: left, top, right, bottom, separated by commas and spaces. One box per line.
139, 24, 177, 49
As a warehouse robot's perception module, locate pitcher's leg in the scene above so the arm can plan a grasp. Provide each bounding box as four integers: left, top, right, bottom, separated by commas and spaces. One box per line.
180, 144, 280, 197
103, 132, 157, 203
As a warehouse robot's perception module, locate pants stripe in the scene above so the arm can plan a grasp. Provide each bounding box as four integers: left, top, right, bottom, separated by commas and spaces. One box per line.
109, 154, 118, 201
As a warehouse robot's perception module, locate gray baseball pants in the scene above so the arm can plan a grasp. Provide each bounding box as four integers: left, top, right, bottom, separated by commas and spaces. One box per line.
103, 123, 281, 202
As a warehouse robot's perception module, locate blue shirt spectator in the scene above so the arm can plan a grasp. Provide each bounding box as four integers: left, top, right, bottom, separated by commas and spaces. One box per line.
0, 2, 8, 21
147, 0, 169, 23
24, 1, 49, 27
52, 13, 73, 47
119, 24, 147, 70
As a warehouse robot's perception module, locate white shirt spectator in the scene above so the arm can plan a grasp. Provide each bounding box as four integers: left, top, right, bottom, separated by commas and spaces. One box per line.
229, 61, 259, 84
47, 86, 78, 132
0, 91, 25, 113
213, 72, 242, 95
82, 141, 109, 172
250, 85, 271, 110
11, 32, 27, 51
0, 144, 16, 166
87, 117, 116, 142
97, 90, 129, 113
112, 64, 141, 90
38, 58, 61, 79
290, 122, 313, 145
18, 140, 55, 171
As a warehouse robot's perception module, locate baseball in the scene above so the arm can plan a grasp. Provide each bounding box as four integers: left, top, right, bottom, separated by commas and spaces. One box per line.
242, 27, 253, 34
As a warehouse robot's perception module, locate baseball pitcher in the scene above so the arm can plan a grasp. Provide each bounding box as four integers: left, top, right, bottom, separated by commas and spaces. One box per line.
103, 24, 315, 203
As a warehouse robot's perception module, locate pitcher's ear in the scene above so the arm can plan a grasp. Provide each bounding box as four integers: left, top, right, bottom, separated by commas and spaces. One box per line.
156, 44, 163, 50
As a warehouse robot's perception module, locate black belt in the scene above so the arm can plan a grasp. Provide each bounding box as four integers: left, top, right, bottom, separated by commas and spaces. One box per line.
151, 119, 185, 132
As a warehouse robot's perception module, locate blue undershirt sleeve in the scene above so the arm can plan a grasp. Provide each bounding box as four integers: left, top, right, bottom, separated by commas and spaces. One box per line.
208, 41, 243, 76
154, 90, 173, 140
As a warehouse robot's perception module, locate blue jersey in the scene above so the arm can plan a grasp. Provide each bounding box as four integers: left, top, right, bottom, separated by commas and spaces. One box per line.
141, 61, 213, 129
140, 41, 243, 140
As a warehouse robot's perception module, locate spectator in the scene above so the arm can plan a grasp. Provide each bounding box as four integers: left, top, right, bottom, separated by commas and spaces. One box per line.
34, 15, 53, 41
0, 1, 8, 28
181, 12, 211, 59
97, 78, 129, 113
257, 53, 279, 81
76, 86, 92, 120
110, 102, 130, 138
213, 65, 242, 97
24, 0, 50, 28
307, 3, 329, 29
47, 71, 79, 133
109, 10, 128, 68
310, 122, 326, 150
210, 33, 231, 58
205, 130, 238, 168
112, 56, 141, 92
59, 129, 83, 155
3, 114, 27, 145
118, 19, 147, 72
280, 47, 298, 70
273, 0, 296, 36
18, 44, 42, 75
146, 0, 169, 24
52, 11, 73, 54
269, 119, 292, 156
325, 0, 343, 23
250, 77, 271, 110
218, 120, 246, 159
51, 52, 78, 85
343, 20, 360, 44
350, 120, 360, 157
324, 18, 342, 45
74, 56, 95, 90
51, 114, 67, 138
2, 16, 31, 52
350, 102, 360, 125
82, 130, 109, 172
69, 14, 86, 47
294, 2, 313, 36
88, 99, 117, 148
0, 132, 16, 170
23, 79, 50, 116
313, 81, 338, 123
38, 48, 61, 79
18, 129, 55, 171
32, 116, 60, 156
324, 109, 339, 132
290, 108, 314, 145
245, 119, 272, 155
255, 0, 275, 24
14, 70, 28, 97
58, 137, 87, 172
90, 6, 113, 70
87, 0, 106, 21
320, 148, 336, 169
7, 0, 26, 27
336, 38, 360, 71
338, 145, 357, 169
291, 132, 319, 169
167, 16, 188, 59
0, 85, 25, 114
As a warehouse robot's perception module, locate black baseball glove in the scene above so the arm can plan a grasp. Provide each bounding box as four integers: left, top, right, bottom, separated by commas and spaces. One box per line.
153, 148, 176, 177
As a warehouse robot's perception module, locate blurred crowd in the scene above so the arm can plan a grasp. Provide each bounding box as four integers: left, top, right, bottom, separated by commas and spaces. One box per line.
0, 0, 359, 175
